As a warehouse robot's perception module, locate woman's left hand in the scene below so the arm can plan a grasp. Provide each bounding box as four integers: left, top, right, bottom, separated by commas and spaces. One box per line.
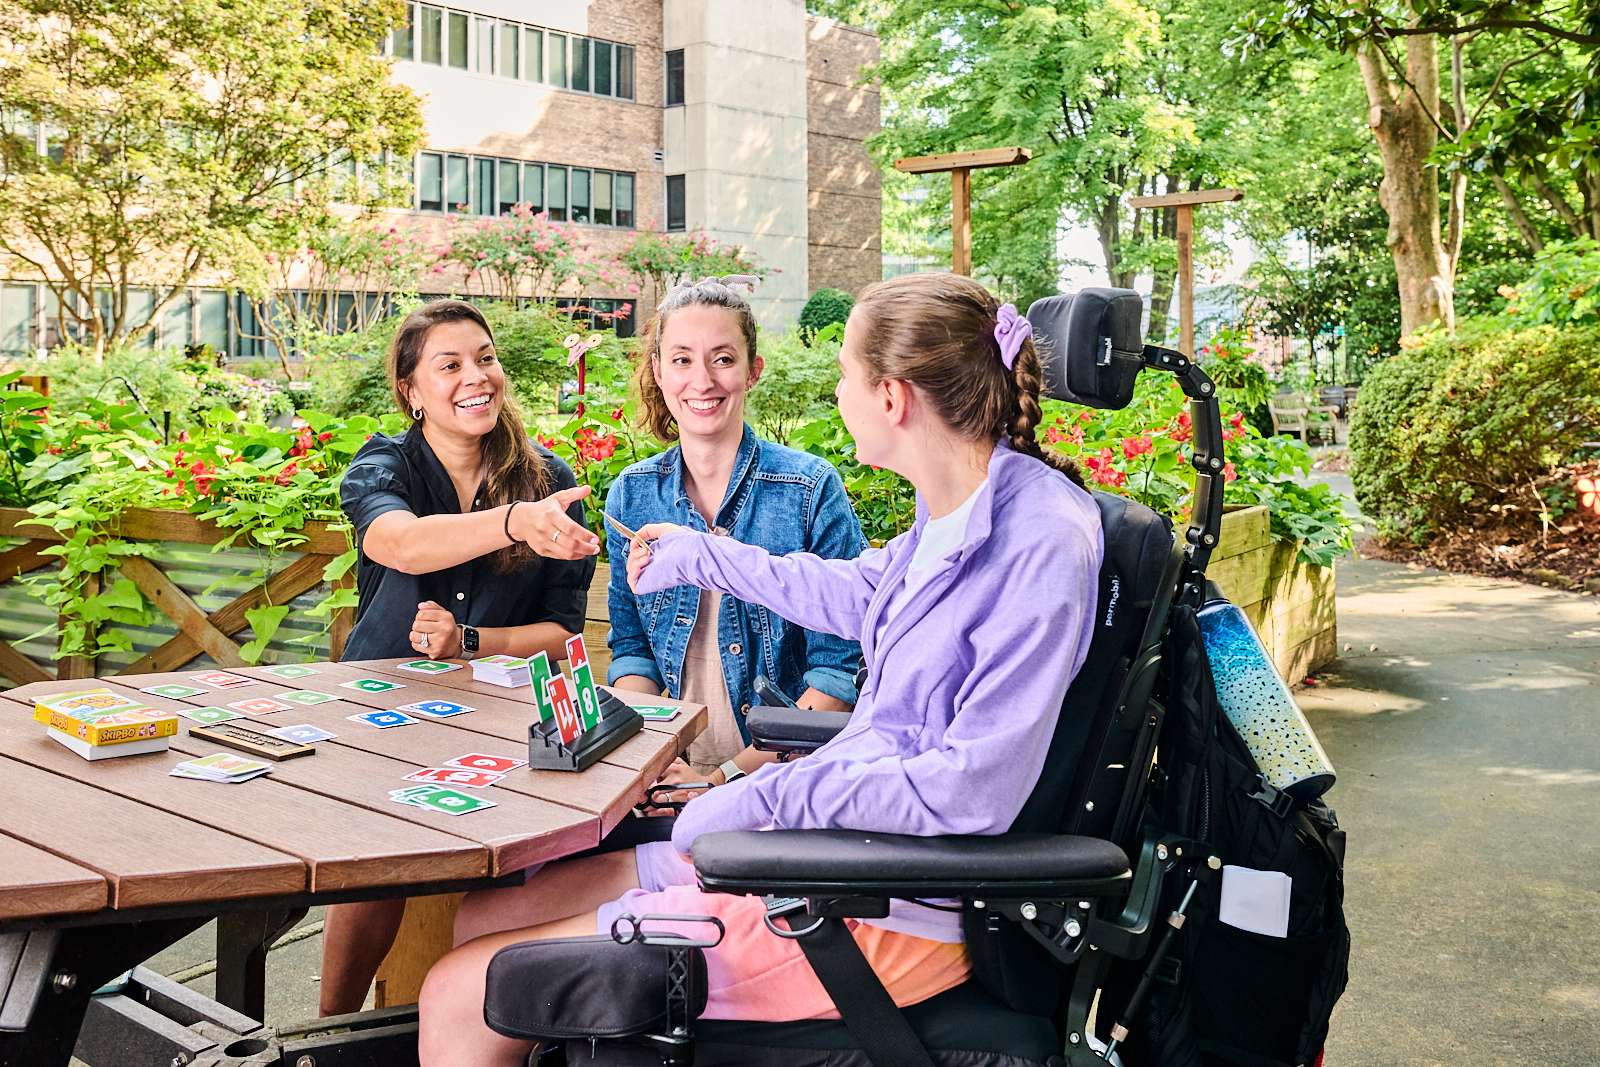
409, 601, 462, 660
625, 522, 688, 592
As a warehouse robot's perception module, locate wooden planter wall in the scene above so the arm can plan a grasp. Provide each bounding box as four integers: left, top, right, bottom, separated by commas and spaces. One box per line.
0, 506, 355, 688
1210, 505, 1337, 682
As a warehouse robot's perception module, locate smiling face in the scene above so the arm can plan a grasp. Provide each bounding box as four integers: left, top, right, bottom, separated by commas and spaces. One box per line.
653, 303, 763, 444
401, 318, 505, 439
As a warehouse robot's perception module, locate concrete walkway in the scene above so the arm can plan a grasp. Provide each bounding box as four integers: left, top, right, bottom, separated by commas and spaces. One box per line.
1305, 554, 1600, 1065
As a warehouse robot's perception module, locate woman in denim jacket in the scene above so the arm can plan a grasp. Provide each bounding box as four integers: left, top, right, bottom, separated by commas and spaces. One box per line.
606, 277, 867, 790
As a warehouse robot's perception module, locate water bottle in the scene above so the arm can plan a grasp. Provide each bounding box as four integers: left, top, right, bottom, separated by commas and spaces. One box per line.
1197, 598, 1336, 801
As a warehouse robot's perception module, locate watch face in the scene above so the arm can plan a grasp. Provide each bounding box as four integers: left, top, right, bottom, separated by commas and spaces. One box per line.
462, 626, 479, 653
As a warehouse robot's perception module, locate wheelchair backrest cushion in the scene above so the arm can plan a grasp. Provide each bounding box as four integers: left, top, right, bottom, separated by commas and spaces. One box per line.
1027, 288, 1145, 410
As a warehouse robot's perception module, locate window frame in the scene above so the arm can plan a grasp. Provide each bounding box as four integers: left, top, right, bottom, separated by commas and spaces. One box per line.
665, 48, 685, 106
666, 173, 686, 231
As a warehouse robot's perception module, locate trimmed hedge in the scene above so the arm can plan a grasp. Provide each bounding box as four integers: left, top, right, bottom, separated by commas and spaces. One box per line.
797, 287, 854, 343
1349, 322, 1600, 542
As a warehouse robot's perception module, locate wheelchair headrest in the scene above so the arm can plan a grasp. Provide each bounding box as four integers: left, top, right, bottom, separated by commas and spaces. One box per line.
1026, 288, 1145, 410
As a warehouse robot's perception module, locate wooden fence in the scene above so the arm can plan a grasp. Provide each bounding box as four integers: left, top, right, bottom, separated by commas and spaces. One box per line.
0, 506, 354, 688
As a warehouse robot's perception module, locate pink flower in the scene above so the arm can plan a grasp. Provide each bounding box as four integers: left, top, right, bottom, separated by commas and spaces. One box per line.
1121, 435, 1154, 460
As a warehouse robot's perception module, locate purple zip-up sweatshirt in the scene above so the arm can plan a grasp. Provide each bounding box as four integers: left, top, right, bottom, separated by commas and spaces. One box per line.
634, 441, 1103, 940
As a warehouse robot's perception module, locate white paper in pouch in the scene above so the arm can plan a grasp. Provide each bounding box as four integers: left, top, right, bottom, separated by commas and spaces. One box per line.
1218, 865, 1292, 938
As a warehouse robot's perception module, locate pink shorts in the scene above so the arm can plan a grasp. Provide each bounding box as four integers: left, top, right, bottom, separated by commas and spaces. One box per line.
594, 842, 971, 1021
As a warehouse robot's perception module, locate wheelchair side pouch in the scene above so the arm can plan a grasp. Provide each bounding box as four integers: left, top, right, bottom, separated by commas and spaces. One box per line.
483, 935, 708, 1041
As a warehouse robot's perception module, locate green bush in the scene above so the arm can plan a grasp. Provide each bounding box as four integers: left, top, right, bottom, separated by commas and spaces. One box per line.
1349, 321, 1600, 542
747, 323, 843, 445
797, 288, 854, 343
38, 345, 293, 432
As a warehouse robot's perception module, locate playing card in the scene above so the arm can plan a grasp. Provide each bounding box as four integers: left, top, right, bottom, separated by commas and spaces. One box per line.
546, 673, 582, 745
396, 699, 475, 718
278, 690, 337, 706
226, 697, 293, 715
402, 766, 504, 789
528, 651, 555, 723
442, 753, 526, 773
565, 634, 602, 731
347, 709, 419, 729
396, 659, 462, 674
177, 705, 245, 725
341, 678, 405, 693
193, 671, 255, 689
263, 664, 318, 680
408, 788, 497, 816
140, 683, 207, 698
269, 723, 337, 744
631, 705, 681, 721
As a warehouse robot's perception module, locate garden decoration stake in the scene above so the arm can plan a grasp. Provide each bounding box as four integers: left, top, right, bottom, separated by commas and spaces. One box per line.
894, 147, 1031, 276
1128, 189, 1244, 357
564, 332, 603, 417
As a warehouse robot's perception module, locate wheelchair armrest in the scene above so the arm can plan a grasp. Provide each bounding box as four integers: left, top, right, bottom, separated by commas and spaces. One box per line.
484, 935, 707, 1040
692, 829, 1131, 900
746, 706, 851, 755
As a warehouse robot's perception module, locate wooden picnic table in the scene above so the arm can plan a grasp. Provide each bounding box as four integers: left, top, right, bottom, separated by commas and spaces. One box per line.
0, 659, 705, 1067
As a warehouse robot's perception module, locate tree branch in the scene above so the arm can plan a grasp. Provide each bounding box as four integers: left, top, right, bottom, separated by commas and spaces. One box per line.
1377, 18, 1599, 47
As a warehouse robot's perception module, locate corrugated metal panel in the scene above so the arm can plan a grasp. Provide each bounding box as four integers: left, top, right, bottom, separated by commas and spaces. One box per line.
0, 538, 335, 684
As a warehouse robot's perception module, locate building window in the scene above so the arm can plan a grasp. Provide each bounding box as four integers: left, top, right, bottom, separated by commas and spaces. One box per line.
499, 22, 518, 78
593, 170, 612, 226
474, 157, 494, 215
420, 5, 442, 64
160, 289, 192, 349
447, 11, 468, 69
569, 167, 591, 224
390, 3, 414, 60
418, 151, 443, 211
593, 40, 613, 96
570, 37, 590, 93
547, 33, 567, 88
665, 49, 684, 106
615, 173, 634, 228
666, 174, 685, 231
445, 153, 469, 212
497, 159, 519, 214
523, 27, 542, 80
523, 162, 544, 212
1, 283, 37, 357
474, 17, 494, 75
546, 165, 567, 221
617, 45, 635, 100
196, 290, 228, 353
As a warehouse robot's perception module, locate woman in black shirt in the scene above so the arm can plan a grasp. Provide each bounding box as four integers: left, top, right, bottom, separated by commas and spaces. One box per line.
321, 298, 600, 1015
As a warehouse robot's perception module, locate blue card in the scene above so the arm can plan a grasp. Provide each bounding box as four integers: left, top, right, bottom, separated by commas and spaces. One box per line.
397, 699, 475, 719
346, 709, 419, 729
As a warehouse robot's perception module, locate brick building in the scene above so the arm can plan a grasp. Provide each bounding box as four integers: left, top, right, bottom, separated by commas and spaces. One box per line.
0, 0, 880, 357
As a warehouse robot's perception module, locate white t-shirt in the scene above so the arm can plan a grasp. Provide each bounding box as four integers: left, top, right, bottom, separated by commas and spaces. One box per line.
878, 480, 986, 644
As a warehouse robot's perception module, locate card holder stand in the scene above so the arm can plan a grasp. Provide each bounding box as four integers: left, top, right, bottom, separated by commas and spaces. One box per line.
527, 688, 643, 772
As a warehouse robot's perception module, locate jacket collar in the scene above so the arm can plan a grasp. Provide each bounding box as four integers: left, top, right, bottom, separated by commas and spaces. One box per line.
402, 423, 480, 513
661, 423, 761, 530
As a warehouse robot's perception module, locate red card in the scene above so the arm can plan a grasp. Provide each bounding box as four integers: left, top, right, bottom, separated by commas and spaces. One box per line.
566, 633, 590, 671
547, 674, 581, 745
402, 766, 504, 789
442, 753, 526, 773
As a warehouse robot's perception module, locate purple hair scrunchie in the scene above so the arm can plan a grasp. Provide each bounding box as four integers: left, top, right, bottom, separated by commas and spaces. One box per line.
993, 303, 1032, 371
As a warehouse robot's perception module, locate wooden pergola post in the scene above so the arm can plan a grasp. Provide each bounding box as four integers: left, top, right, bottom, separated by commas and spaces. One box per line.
894, 147, 1032, 275
1127, 188, 1244, 356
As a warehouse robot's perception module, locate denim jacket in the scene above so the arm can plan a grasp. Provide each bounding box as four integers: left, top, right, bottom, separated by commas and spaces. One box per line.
604, 424, 866, 739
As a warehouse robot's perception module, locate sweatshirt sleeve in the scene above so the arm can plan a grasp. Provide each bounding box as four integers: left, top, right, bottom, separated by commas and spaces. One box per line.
670, 533, 1102, 852
635, 528, 897, 642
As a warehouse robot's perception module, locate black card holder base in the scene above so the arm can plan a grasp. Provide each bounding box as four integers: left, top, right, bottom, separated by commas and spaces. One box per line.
528, 688, 644, 771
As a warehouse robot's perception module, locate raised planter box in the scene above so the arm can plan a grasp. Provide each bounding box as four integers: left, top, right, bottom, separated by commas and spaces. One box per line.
1210, 505, 1337, 683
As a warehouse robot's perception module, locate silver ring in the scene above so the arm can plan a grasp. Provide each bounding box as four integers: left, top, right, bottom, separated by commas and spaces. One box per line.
550, 529, 561, 543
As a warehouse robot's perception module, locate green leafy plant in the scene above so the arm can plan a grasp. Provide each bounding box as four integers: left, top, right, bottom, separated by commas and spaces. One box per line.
797, 289, 855, 343
1496, 239, 1600, 328
748, 323, 844, 445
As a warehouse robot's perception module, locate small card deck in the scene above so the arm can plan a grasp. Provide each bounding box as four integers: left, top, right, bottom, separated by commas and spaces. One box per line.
347, 709, 418, 729
396, 659, 462, 675
395, 699, 475, 719
226, 697, 292, 715
170, 752, 272, 783
388, 785, 497, 815
177, 705, 246, 725
471, 655, 531, 688
631, 704, 681, 721
140, 683, 207, 699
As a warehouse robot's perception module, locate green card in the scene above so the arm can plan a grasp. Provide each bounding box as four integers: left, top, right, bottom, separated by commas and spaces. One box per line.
341, 678, 404, 693
632, 705, 680, 721
528, 652, 554, 723
141, 684, 207, 698
397, 659, 462, 674
279, 690, 337, 706
411, 788, 497, 816
179, 705, 245, 725
264, 664, 318, 680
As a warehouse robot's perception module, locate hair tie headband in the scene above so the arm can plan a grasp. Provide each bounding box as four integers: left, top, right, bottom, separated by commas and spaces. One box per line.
993, 303, 1031, 371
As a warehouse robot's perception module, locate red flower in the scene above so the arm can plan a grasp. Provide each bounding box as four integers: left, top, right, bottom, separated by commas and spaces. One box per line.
177, 430, 190, 444
318, 431, 333, 443
275, 462, 299, 486
1121, 435, 1154, 460
611, 407, 625, 421
46, 444, 63, 455
1084, 448, 1127, 488
1222, 462, 1238, 482
1171, 411, 1193, 444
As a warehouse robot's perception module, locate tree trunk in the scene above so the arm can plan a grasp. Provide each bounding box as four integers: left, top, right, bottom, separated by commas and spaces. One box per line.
1358, 39, 1454, 336
1148, 266, 1176, 344
1491, 175, 1543, 253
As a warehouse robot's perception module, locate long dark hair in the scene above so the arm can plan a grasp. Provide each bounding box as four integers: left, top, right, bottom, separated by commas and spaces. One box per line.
388, 299, 552, 572
852, 274, 1083, 486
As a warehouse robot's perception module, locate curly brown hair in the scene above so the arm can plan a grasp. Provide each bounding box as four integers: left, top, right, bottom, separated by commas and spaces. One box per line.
632, 278, 760, 442
387, 299, 553, 573
851, 273, 1082, 487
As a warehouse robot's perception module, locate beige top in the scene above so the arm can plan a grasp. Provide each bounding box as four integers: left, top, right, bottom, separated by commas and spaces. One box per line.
679, 588, 744, 774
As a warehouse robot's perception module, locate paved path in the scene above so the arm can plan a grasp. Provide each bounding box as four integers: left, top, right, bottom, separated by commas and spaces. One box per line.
1305, 554, 1600, 1065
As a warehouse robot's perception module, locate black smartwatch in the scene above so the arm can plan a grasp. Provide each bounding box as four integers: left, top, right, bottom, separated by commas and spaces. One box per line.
460, 624, 480, 658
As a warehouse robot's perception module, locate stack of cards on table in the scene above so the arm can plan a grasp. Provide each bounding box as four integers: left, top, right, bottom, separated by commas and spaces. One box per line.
33, 689, 178, 761
388, 785, 498, 815
387, 754, 521, 815
470, 654, 531, 688
170, 752, 272, 783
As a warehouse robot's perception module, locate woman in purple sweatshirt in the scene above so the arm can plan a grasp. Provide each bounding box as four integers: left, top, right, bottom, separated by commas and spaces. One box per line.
418, 273, 1105, 1067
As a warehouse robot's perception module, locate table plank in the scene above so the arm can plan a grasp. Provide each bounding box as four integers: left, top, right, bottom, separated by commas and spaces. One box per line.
0, 832, 107, 921
0, 753, 304, 909
0, 696, 486, 893
7, 679, 602, 879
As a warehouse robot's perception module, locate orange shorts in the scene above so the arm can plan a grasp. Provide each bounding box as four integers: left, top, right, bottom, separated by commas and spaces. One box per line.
594, 846, 971, 1021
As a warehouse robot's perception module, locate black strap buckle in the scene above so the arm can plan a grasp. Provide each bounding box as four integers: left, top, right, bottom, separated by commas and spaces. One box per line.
1248, 774, 1295, 819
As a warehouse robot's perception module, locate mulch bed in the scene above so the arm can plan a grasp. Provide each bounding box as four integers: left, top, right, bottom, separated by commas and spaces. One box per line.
1359, 462, 1600, 595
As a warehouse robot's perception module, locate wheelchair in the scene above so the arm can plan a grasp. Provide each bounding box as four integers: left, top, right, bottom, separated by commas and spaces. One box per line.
482, 287, 1232, 1067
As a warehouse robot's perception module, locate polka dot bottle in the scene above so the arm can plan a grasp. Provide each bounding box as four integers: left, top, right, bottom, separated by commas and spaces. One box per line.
1197, 598, 1336, 800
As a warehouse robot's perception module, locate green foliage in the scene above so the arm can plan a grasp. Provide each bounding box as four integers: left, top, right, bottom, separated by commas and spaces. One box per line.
613, 231, 764, 303
535, 404, 666, 550
1349, 321, 1600, 542
0, 0, 423, 352
41, 345, 294, 430
748, 323, 844, 444
797, 289, 854, 343
1497, 239, 1600, 328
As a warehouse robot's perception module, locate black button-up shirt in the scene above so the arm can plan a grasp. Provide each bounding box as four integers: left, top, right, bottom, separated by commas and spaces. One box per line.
338, 426, 595, 661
